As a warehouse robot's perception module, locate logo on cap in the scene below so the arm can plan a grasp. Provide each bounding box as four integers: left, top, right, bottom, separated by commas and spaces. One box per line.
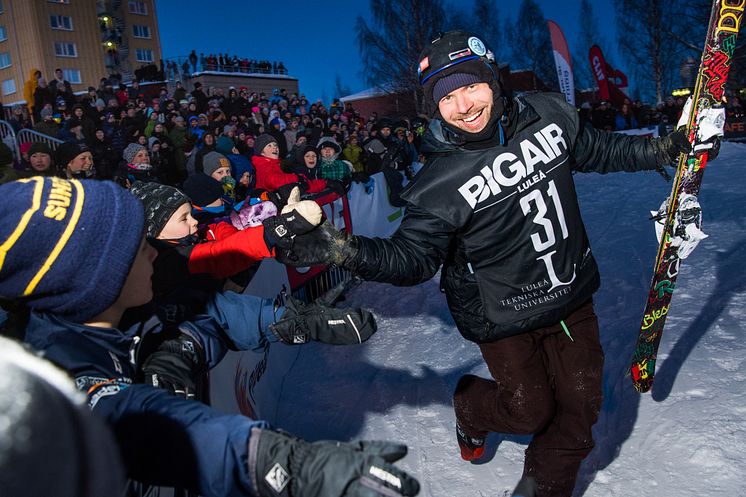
418, 57, 430, 75
448, 48, 472, 61
468, 37, 487, 56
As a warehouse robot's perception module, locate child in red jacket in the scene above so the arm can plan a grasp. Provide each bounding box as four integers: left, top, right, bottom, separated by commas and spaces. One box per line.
130, 180, 320, 279
252, 134, 346, 205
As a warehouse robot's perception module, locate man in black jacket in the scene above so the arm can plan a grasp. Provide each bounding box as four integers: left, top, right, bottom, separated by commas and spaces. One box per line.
278, 31, 709, 497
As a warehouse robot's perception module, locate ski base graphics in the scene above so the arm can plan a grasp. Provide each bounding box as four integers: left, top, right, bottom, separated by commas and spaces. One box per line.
630, 0, 744, 393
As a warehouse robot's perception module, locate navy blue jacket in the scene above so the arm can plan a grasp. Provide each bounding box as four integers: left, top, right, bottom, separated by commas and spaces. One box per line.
24, 291, 280, 497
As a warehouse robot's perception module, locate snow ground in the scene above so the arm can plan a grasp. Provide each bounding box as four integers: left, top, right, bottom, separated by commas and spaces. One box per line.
271, 143, 746, 497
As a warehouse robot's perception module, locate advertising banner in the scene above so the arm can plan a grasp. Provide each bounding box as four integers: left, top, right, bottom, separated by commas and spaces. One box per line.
548, 20, 575, 106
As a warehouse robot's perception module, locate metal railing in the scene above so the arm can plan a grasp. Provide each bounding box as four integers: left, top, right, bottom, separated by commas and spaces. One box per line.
17, 128, 64, 152
0, 120, 19, 160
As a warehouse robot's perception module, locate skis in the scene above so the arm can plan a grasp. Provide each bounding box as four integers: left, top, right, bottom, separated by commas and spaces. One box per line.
630, 0, 744, 393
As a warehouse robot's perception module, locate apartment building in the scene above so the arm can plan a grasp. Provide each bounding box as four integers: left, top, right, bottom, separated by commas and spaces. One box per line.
0, 0, 161, 104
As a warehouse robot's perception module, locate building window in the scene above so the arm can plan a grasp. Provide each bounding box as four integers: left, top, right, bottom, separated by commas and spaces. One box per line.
63, 68, 81, 84
54, 42, 77, 57
0, 26, 6, 42
50, 15, 73, 30
0, 1, 4, 14
0, 51, 10, 68
135, 48, 153, 62
128, 1, 147, 15
132, 24, 150, 38
2, 78, 15, 95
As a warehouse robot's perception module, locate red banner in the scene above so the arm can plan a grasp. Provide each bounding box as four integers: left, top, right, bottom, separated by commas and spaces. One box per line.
588, 45, 630, 108
589, 45, 611, 102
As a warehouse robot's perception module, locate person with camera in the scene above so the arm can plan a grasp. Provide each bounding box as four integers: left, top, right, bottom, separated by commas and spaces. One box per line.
362, 119, 413, 207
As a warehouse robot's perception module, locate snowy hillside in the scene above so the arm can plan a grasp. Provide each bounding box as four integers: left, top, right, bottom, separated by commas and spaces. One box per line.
270, 142, 746, 497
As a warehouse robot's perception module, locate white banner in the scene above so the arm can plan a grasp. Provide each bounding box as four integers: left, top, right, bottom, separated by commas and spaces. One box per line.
548, 20, 576, 106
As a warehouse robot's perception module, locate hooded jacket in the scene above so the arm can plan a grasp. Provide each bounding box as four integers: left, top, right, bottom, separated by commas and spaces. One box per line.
23, 290, 279, 496
349, 92, 672, 342
23, 68, 40, 112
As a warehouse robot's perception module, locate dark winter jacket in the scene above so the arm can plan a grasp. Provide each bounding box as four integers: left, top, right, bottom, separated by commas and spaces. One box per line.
89, 137, 119, 180
349, 92, 672, 343
288, 163, 323, 181
23, 291, 280, 497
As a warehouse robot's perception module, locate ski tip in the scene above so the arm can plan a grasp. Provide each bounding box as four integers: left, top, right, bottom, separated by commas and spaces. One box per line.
632, 379, 653, 393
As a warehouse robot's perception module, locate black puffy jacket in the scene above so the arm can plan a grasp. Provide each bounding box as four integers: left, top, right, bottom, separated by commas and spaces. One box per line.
350, 92, 675, 343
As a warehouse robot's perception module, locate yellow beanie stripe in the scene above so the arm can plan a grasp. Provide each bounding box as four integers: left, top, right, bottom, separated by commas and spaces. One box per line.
0, 177, 45, 271
23, 180, 85, 296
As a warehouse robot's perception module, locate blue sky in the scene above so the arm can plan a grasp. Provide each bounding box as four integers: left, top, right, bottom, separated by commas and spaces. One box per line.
155, 0, 617, 103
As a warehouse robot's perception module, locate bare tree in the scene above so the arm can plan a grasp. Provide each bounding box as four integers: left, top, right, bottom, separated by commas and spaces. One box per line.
507, 0, 556, 91
470, 0, 505, 62
333, 74, 352, 100
574, 0, 605, 90
665, 0, 746, 92
355, 0, 447, 107
615, 0, 685, 103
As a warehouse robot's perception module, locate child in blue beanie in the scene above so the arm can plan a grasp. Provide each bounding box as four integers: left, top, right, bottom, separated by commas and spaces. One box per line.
0, 178, 417, 497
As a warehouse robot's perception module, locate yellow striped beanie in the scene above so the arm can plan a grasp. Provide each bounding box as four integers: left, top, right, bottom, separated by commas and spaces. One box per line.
0, 177, 144, 322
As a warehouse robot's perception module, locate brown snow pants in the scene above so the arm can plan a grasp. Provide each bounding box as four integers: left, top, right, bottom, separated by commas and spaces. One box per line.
453, 301, 604, 497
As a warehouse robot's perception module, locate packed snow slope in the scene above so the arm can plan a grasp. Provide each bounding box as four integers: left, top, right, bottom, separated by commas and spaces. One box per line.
271, 142, 746, 497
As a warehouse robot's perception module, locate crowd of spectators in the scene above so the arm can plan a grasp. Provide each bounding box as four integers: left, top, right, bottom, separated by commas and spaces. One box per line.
0, 68, 427, 497
4, 67, 746, 197
2, 67, 428, 210
579, 94, 745, 132
166, 50, 288, 79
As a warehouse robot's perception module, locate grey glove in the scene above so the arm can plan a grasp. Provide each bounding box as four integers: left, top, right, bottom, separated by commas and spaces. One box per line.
248, 427, 420, 497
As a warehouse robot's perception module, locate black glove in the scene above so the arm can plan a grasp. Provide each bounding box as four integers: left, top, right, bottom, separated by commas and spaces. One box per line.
270, 294, 376, 345
270, 181, 309, 210
661, 128, 692, 163
263, 188, 323, 250
140, 333, 204, 400
325, 179, 347, 196
661, 128, 722, 164
275, 220, 359, 268
248, 427, 420, 497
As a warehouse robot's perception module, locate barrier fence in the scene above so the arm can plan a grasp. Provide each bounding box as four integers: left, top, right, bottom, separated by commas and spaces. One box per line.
0, 120, 19, 160
0, 121, 66, 162
210, 170, 407, 421
16, 128, 65, 152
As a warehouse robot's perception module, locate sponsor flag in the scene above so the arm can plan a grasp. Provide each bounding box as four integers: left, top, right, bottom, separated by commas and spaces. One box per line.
589, 44, 611, 102
547, 20, 575, 106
